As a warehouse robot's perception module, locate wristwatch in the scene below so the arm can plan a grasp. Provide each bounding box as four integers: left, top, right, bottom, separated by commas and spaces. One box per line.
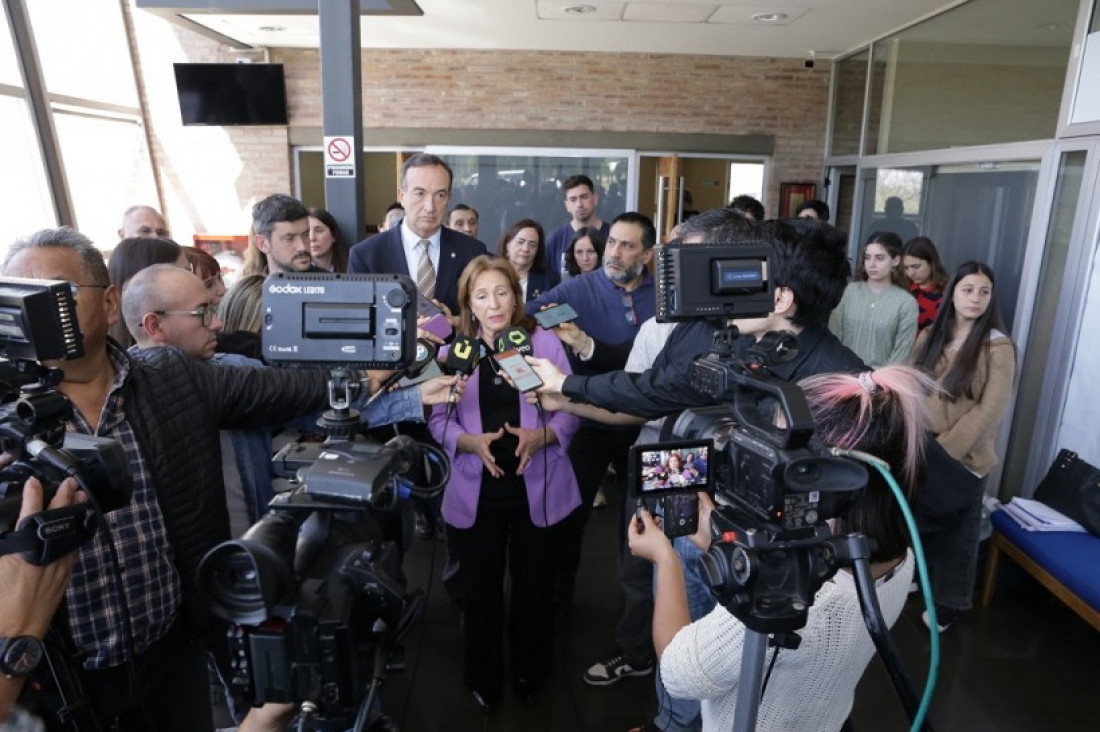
0, 635, 45, 678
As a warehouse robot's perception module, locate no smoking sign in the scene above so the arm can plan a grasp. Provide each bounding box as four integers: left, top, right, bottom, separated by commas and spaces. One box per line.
323, 135, 356, 178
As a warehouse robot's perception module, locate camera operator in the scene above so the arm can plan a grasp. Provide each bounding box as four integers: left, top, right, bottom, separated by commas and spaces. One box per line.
0, 228, 458, 732
121, 263, 459, 534
629, 367, 930, 731
529, 219, 863, 420
0, 474, 82, 731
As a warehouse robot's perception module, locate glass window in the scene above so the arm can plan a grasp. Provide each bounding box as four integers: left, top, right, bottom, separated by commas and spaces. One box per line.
53, 112, 158, 249
858, 160, 1040, 328
829, 50, 869, 157
24, 0, 139, 107
432, 152, 630, 248
861, 0, 1076, 154
728, 163, 765, 203
1003, 150, 1087, 496
0, 95, 56, 259
0, 5, 21, 87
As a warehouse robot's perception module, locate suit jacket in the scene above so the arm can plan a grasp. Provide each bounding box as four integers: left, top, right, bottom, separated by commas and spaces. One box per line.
525, 269, 561, 302
348, 226, 488, 313
429, 327, 581, 529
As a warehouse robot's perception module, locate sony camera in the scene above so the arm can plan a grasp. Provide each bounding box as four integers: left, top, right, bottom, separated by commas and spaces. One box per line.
0, 277, 131, 565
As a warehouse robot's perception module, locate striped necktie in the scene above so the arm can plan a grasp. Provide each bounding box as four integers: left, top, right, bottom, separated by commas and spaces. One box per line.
416, 239, 436, 300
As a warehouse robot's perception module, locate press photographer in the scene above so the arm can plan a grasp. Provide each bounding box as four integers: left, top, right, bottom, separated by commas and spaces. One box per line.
1, 228, 457, 732
627, 366, 931, 731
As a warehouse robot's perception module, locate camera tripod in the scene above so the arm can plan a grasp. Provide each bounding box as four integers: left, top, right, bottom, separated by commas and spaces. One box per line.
712, 530, 931, 732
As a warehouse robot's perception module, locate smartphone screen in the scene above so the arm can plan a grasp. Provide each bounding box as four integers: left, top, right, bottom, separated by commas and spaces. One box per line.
494, 349, 543, 392
534, 303, 579, 329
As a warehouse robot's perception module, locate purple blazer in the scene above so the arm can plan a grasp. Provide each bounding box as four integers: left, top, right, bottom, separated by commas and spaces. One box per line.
429, 327, 581, 529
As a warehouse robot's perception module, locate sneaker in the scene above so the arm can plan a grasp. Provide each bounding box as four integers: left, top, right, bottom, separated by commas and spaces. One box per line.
922, 606, 960, 632
583, 654, 655, 686
909, 581, 919, 594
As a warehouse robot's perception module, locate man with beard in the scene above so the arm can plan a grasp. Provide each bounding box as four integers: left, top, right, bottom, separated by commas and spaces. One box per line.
544, 175, 612, 279
252, 194, 325, 274
525, 212, 656, 634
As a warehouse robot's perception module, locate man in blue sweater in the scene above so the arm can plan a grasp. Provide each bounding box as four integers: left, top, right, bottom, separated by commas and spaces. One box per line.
543, 175, 612, 279
526, 211, 657, 665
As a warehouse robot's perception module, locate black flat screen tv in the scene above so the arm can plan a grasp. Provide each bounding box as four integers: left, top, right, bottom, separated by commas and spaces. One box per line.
174, 63, 289, 126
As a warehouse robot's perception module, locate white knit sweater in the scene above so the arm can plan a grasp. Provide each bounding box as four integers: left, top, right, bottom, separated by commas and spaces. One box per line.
660, 551, 914, 732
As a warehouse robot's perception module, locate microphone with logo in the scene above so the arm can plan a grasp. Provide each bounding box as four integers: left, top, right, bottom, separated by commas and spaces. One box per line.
444, 334, 479, 421
494, 327, 545, 420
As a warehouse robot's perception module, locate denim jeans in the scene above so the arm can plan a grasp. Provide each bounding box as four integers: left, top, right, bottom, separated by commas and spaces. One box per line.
652, 536, 717, 732
918, 475, 987, 611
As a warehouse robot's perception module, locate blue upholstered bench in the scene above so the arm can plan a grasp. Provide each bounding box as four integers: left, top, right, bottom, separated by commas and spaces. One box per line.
981, 508, 1100, 631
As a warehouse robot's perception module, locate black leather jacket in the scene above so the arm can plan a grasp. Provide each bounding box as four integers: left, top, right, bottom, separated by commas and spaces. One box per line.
562, 321, 866, 420
121, 345, 327, 626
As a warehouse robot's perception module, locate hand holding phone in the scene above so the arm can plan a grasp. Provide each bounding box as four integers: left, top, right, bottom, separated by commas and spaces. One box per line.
494, 349, 543, 392
534, 303, 579, 329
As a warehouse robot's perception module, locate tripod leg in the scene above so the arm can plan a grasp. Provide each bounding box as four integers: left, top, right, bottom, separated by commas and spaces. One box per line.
732, 629, 769, 732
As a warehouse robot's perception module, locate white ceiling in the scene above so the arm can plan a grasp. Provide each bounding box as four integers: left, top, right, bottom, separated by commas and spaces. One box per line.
165, 0, 1081, 61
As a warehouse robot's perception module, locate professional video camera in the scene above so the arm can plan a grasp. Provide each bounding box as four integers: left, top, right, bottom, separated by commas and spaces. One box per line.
639, 239, 928, 731
0, 277, 131, 565
198, 273, 448, 732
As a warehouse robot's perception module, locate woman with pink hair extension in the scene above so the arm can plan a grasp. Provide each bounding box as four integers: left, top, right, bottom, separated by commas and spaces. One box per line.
627, 365, 935, 731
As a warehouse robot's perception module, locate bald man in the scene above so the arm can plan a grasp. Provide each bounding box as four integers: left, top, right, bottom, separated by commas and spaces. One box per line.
118, 205, 169, 239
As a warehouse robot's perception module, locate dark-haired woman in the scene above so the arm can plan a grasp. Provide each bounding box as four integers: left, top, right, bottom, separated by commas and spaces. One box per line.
307, 207, 349, 272
183, 247, 227, 306
830, 231, 918, 367
497, 218, 559, 300
903, 236, 948, 330
911, 261, 1015, 631
429, 255, 579, 710
108, 236, 187, 347
564, 226, 605, 278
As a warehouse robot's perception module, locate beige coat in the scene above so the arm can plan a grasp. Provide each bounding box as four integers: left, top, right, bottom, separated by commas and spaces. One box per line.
914, 332, 1016, 477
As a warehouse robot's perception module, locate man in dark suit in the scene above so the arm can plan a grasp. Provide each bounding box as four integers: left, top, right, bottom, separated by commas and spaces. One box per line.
349, 153, 487, 316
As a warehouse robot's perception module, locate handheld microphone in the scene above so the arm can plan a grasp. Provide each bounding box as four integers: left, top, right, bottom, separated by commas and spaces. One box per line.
444, 334, 479, 420
366, 338, 438, 405
495, 326, 533, 356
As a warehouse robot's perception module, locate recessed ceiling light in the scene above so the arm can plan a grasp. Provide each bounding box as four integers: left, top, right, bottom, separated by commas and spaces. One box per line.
258, 24, 286, 32
563, 4, 598, 14
751, 12, 789, 23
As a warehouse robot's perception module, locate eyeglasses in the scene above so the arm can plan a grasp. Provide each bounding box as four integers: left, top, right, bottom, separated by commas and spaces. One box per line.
152, 303, 217, 327
68, 283, 109, 298
621, 293, 638, 326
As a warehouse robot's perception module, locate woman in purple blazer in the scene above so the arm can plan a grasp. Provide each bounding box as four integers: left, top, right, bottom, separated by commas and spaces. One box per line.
429, 255, 580, 712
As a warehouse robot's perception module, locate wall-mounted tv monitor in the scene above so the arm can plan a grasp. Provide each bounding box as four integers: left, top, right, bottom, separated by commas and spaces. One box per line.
174, 63, 289, 126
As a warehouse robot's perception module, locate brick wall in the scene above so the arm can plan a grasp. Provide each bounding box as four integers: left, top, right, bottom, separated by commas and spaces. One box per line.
128, 9, 830, 244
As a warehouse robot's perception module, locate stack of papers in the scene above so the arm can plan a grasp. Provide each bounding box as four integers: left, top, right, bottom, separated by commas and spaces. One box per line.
1002, 497, 1086, 533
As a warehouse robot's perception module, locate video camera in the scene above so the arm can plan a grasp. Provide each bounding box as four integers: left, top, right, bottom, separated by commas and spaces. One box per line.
643, 238, 928, 731
0, 277, 131, 565
648, 241, 869, 627
198, 273, 447, 731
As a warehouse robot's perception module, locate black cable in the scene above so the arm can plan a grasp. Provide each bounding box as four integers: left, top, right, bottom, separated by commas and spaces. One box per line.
760, 644, 781, 700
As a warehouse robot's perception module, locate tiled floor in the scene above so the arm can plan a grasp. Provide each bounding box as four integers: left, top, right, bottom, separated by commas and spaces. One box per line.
376, 506, 1100, 731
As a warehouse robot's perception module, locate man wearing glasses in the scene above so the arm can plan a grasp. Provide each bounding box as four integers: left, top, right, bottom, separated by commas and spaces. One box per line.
0, 229, 457, 732
525, 211, 656, 638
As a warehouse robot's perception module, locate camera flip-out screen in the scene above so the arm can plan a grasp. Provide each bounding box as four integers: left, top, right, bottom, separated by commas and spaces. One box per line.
262, 273, 417, 369
655, 242, 775, 322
